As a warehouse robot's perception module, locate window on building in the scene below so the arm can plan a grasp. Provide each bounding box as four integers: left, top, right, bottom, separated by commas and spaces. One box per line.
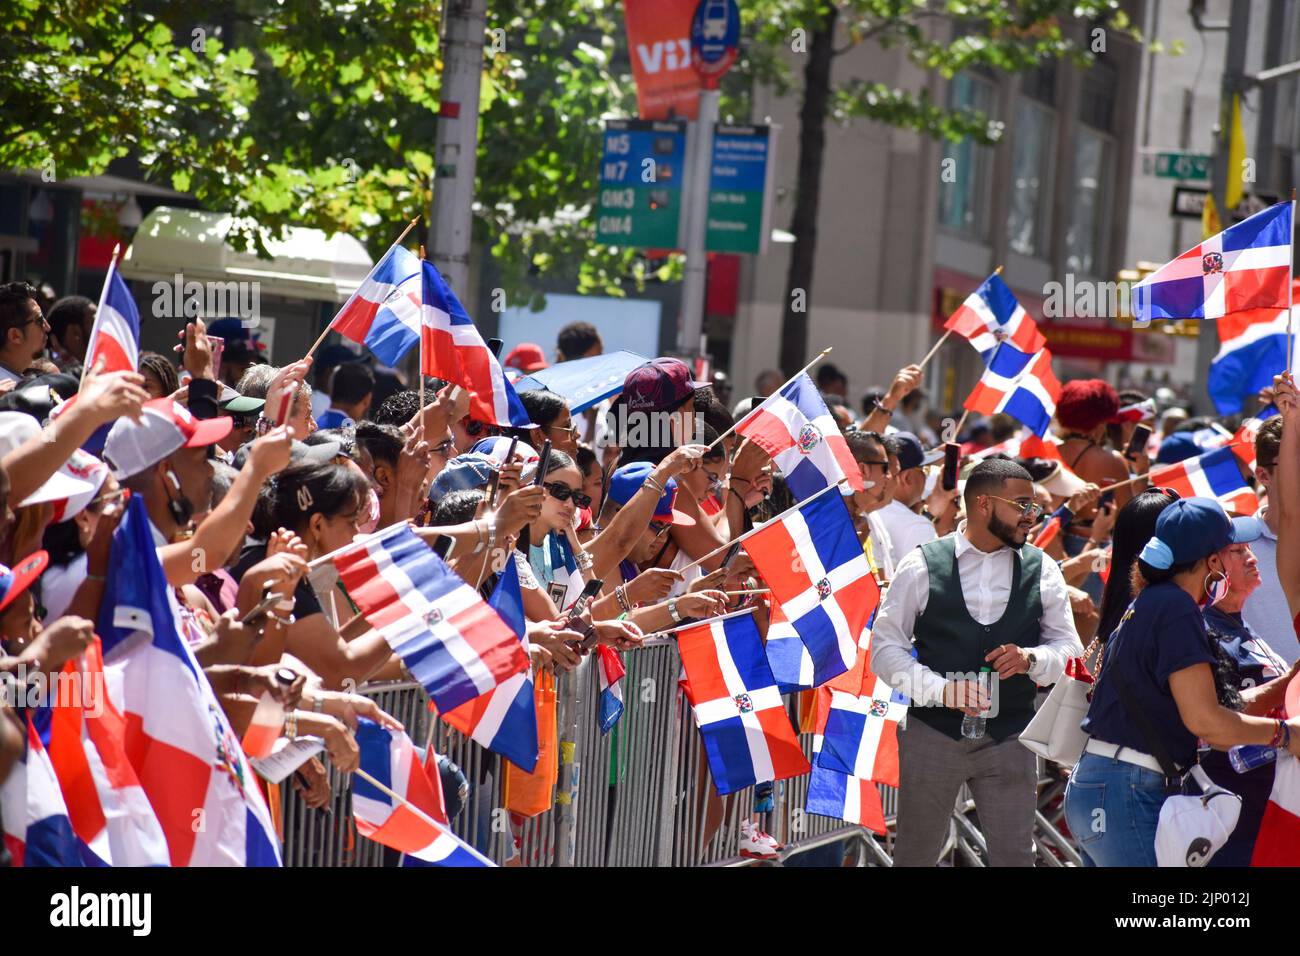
1065, 126, 1112, 276
1006, 98, 1055, 258
937, 73, 997, 239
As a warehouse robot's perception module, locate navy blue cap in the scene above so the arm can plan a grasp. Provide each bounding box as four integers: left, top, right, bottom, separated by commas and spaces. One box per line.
1155, 432, 1201, 465
428, 453, 497, 502
886, 431, 944, 470
1139, 496, 1262, 569
606, 461, 694, 526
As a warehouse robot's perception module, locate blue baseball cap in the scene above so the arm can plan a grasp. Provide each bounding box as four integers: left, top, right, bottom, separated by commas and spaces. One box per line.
1139, 497, 1262, 569
428, 453, 498, 502
606, 462, 695, 526
470, 436, 539, 464
1155, 432, 1202, 465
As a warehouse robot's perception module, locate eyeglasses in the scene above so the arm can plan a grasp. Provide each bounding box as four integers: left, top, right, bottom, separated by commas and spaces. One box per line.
648, 519, 670, 537
544, 482, 592, 508
984, 494, 1045, 520
548, 422, 578, 438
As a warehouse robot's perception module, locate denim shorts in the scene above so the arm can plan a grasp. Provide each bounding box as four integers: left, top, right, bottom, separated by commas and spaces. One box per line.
1064, 750, 1169, 867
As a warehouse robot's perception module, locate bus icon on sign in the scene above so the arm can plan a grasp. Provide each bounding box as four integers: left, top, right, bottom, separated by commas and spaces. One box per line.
702, 0, 729, 39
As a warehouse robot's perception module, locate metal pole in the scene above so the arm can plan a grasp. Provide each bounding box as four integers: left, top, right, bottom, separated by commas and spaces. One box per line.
553, 656, 586, 866
428, 0, 487, 298
679, 88, 720, 357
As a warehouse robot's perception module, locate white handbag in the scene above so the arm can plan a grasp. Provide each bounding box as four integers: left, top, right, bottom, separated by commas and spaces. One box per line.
1018, 638, 1100, 766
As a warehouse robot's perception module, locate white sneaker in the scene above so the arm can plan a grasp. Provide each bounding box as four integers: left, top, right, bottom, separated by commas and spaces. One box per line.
739, 820, 781, 860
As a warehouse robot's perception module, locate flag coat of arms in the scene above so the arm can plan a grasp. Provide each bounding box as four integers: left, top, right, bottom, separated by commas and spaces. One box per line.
96, 496, 281, 866
1149, 446, 1257, 516
1133, 201, 1293, 324
742, 487, 880, 687
943, 272, 1047, 361
85, 265, 141, 374
330, 243, 423, 365
734, 373, 864, 501
441, 557, 540, 771
0, 713, 81, 866
676, 612, 810, 795
816, 643, 907, 787
963, 345, 1061, 438
333, 524, 529, 713
352, 718, 493, 867
420, 259, 530, 427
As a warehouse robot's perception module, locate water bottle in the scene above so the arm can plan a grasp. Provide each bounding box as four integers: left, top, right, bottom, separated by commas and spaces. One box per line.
961, 667, 993, 740
1228, 744, 1278, 773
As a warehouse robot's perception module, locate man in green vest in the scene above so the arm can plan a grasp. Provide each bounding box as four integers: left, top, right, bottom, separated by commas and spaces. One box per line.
871, 458, 1082, 866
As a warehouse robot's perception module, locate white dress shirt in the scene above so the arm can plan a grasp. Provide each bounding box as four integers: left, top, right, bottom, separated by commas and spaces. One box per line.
877, 498, 937, 568
871, 522, 1083, 707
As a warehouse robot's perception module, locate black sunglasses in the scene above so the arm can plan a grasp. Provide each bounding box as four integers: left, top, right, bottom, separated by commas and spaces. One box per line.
544, 482, 592, 508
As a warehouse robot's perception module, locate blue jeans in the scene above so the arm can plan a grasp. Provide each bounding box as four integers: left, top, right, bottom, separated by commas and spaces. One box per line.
1064, 751, 1169, 867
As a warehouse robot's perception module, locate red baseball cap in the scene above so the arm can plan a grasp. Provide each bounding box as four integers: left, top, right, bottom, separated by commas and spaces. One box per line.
505, 343, 549, 373
0, 549, 49, 614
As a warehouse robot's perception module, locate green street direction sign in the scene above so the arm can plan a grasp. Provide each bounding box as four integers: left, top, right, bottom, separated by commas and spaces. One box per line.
596, 119, 687, 249
1143, 150, 1211, 181
705, 124, 777, 254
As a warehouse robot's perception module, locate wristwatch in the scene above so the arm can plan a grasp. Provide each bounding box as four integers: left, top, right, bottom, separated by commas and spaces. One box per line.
1024, 649, 1038, 671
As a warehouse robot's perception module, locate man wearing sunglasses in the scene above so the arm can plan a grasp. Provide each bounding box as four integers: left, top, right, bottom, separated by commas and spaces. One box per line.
0, 283, 51, 387
871, 457, 1083, 867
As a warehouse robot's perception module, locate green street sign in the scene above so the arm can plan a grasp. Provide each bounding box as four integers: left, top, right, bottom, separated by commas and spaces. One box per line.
596, 119, 687, 249
1145, 151, 1211, 181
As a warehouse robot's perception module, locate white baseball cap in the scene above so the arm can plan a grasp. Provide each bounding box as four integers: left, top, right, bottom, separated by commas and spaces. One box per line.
0, 411, 100, 508
1154, 765, 1242, 867
103, 398, 232, 479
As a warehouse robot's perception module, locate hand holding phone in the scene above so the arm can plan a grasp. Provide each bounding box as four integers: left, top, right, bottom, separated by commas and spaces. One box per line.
942, 443, 960, 492
1124, 424, 1152, 461
533, 440, 554, 487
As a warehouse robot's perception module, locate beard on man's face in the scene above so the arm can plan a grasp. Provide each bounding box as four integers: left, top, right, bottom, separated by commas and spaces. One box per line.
987, 508, 1028, 548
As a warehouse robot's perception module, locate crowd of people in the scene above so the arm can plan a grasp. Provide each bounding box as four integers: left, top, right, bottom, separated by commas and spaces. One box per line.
2, 273, 1298, 868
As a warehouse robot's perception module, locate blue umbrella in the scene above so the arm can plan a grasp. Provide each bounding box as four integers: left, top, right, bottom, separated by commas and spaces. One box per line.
511, 349, 647, 413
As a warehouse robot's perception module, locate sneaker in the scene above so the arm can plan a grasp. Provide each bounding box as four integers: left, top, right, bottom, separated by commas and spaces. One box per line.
739, 820, 781, 860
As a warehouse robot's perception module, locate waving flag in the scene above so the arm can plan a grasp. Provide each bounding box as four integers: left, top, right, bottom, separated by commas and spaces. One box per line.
1133, 201, 1293, 325
963, 345, 1061, 437
0, 713, 81, 866
85, 264, 141, 374
441, 558, 539, 771
968, 430, 1065, 465
741, 486, 879, 687
734, 373, 863, 501
595, 646, 626, 734
1207, 287, 1300, 415
421, 260, 530, 427
330, 243, 423, 365
943, 272, 1046, 361
1226, 416, 1264, 473
333, 524, 529, 713
352, 719, 493, 867
1149, 446, 1257, 515
817, 645, 907, 787
1252, 751, 1300, 866
96, 496, 280, 866
764, 602, 815, 692
676, 611, 810, 795
37, 639, 169, 867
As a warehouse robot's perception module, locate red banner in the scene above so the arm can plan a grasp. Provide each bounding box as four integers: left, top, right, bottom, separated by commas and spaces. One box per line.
623, 0, 702, 120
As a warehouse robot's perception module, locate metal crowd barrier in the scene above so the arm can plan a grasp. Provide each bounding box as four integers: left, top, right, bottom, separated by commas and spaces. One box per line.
275, 641, 1075, 867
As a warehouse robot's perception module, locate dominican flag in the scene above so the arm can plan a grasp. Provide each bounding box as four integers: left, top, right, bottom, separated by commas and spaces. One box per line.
764, 602, 815, 693
963, 345, 1061, 437
0, 713, 81, 866
741, 487, 880, 687
817, 643, 907, 787
441, 558, 540, 771
352, 718, 493, 867
1134, 201, 1293, 326
1252, 751, 1300, 866
734, 373, 864, 501
1207, 283, 1300, 414
421, 260, 530, 427
333, 524, 530, 714
96, 496, 281, 866
805, 672, 886, 834
595, 646, 625, 734
943, 271, 1046, 361
1149, 446, 1257, 515
537, 532, 587, 611
36, 639, 170, 866
330, 243, 423, 365
1225, 416, 1264, 473
85, 263, 141, 374
676, 611, 810, 795
968, 430, 1065, 465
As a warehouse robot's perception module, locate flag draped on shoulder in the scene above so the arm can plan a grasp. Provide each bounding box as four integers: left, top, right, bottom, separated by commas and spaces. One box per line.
963, 345, 1061, 437
943, 272, 1046, 361
420, 259, 531, 427
95, 496, 281, 866
85, 263, 141, 374
352, 718, 493, 867
0, 712, 81, 866
330, 243, 423, 365
741, 487, 879, 687
332, 524, 529, 713
441, 557, 540, 771
1148, 446, 1257, 516
734, 373, 863, 500
675, 611, 809, 795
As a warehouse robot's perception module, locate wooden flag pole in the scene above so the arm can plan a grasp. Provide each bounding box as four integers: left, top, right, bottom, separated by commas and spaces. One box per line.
81, 242, 122, 386
704, 346, 834, 453
640, 606, 758, 640
417, 244, 427, 435
1096, 439, 1254, 495
304, 216, 421, 361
